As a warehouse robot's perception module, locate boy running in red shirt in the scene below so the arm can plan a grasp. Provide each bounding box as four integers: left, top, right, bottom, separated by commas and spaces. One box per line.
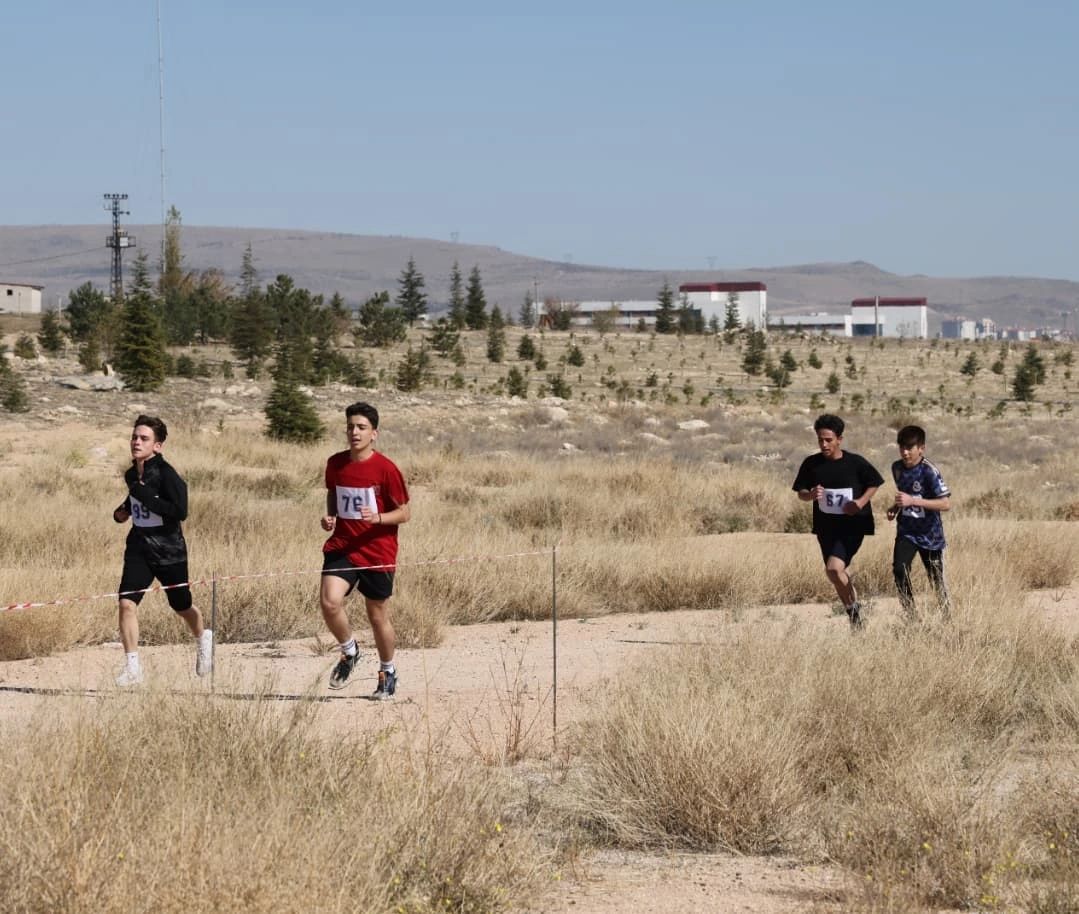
319, 402, 410, 697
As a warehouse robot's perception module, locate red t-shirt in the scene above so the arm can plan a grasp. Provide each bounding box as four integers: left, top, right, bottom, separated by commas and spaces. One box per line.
322, 450, 409, 569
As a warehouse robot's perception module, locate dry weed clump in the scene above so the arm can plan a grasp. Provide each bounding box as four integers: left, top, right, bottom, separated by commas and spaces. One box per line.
822, 755, 1017, 911
565, 601, 1079, 907
0, 691, 552, 914
560, 645, 808, 853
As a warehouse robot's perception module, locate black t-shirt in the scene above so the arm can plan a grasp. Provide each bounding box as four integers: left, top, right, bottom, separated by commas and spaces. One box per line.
792, 451, 885, 536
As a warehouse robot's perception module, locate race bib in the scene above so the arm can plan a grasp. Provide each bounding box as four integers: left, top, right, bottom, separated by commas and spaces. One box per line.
819, 487, 854, 515
336, 485, 377, 520
130, 495, 163, 528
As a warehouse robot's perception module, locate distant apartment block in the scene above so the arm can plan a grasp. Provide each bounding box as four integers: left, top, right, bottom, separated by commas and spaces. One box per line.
0, 282, 44, 313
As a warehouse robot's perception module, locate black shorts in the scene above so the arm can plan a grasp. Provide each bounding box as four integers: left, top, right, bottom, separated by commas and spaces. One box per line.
119, 555, 193, 611
322, 552, 395, 601
816, 532, 865, 567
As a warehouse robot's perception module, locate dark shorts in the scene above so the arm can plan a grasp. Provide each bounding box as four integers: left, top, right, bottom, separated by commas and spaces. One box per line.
816, 532, 865, 567
119, 555, 193, 611
322, 552, 395, 601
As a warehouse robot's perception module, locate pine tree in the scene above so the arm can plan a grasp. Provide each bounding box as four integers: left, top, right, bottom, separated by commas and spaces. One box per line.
807, 349, 822, 369
723, 292, 741, 331
395, 344, 431, 392
264, 346, 324, 443
654, 281, 676, 334
240, 242, 259, 299
486, 306, 506, 362
448, 262, 466, 329
190, 270, 230, 344
960, 352, 980, 377
37, 309, 65, 354
0, 345, 30, 413
1019, 344, 1046, 383
115, 252, 169, 392
395, 256, 428, 326
430, 318, 460, 357
65, 282, 115, 350
566, 344, 585, 367
741, 329, 767, 376
780, 349, 798, 374
159, 206, 197, 345
230, 288, 274, 379
268, 275, 323, 384
676, 293, 696, 334
506, 366, 528, 398
519, 288, 537, 328
517, 334, 536, 360
464, 265, 488, 330
356, 291, 407, 348
1012, 363, 1037, 401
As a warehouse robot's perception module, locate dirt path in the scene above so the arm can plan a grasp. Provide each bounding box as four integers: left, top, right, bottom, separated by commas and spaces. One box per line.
3, 590, 1076, 913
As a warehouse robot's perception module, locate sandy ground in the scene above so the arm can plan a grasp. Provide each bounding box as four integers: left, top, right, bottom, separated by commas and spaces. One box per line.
2, 590, 1077, 913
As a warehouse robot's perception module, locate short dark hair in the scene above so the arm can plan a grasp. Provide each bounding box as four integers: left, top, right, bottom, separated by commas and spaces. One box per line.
133, 414, 168, 443
345, 401, 379, 429
897, 425, 926, 448
813, 414, 844, 437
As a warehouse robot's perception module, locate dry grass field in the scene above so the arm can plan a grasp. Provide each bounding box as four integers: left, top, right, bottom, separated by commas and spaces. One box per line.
1, 318, 1078, 913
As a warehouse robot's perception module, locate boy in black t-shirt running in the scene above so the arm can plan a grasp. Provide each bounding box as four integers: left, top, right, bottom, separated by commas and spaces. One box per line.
792, 414, 884, 629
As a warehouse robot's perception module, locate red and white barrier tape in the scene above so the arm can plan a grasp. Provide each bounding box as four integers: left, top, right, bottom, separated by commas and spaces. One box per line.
0, 549, 552, 614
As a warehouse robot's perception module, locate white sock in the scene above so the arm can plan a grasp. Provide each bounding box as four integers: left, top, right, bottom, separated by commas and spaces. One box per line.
340, 638, 357, 657
125, 652, 140, 671
380, 660, 395, 673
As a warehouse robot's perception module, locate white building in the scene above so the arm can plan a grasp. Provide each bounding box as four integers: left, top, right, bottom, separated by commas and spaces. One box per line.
568, 281, 768, 330
680, 282, 767, 330
0, 282, 44, 314
570, 300, 659, 327
941, 318, 977, 340
850, 297, 928, 339
769, 313, 853, 336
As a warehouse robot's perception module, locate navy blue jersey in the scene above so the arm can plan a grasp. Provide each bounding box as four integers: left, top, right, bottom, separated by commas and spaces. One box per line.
891, 458, 949, 550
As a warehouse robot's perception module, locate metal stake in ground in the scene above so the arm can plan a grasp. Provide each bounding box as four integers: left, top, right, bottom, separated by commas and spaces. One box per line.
210, 573, 217, 694
551, 543, 558, 752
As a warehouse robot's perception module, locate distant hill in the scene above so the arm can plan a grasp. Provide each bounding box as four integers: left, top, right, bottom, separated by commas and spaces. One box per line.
1, 225, 1075, 331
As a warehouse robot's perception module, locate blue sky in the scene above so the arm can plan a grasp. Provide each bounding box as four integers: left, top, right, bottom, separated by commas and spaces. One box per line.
4, 1, 1078, 278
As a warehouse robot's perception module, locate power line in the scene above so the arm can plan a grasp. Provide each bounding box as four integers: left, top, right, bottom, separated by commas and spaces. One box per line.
0, 246, 103, 269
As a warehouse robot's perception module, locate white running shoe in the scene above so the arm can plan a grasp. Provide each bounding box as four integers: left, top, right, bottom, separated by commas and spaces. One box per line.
116, 666, 145, 687
196, 629, 214, 677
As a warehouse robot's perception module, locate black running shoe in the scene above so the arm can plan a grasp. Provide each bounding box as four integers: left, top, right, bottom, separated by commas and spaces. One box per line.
373, 668, 397, 700
847, 602, 864, 631
329, 651, 360, 690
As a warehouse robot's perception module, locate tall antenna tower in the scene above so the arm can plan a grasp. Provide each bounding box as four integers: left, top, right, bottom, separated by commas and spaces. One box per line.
104, 194, 136, 302
156, 0, 167, 265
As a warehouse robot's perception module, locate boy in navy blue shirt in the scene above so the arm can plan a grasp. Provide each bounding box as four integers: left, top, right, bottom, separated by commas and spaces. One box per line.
886, 425, 951, 618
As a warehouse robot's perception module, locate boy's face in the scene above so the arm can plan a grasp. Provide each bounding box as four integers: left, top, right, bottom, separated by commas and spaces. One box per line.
898, 441, 925, 468
130, 425, 163, 462
345, 414, 377, 452
816, 429, 842, 459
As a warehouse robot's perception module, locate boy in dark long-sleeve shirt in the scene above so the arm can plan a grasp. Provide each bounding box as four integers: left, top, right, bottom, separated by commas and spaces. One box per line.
112, 415, 212, 685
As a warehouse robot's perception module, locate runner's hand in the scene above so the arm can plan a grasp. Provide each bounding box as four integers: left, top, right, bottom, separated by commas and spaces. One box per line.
321, 515, 336, 532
